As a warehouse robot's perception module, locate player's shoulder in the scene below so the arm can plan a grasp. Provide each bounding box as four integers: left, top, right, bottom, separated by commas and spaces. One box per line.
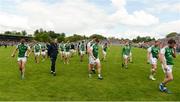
160, 46, 168, 53
17, 43, 21, 46
16, 43, 21, 48
25, 44, 30, 47
161, 46, 168, 50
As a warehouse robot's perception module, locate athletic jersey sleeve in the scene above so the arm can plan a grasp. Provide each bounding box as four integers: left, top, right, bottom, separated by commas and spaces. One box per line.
27, 45, 31, 50
147, 47, 151, 52
160, 47, 165, 55
16, 44, 19, 49
39, 44, 41, 49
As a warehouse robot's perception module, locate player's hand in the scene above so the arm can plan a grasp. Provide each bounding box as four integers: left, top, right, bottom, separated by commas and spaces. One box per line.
164, 65, 168, 72
173, 45, 177, 50
11, 54, 15, 57
26, 55, 29, 58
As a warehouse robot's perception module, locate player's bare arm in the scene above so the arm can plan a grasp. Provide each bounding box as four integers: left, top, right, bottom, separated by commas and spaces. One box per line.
11, 48, 18, 57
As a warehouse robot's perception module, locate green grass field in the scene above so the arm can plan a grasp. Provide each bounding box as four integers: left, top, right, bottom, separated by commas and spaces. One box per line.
0, 46, 180, 101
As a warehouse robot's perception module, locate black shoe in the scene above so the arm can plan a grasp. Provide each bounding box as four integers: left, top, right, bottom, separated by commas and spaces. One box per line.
53, 72, 56, 76
50, 71, 53, 74
98, 76, 103, 80
122, 63, 124, 67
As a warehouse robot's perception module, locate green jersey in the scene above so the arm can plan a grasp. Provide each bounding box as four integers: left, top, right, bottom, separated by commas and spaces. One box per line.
34, 44, 41, 53
161, 46, 175, 65
148, 46, 160, 58
122, 45, 131, 56
59, 43, 65, 51
17, 44, 29, 57
92, 44, 99, 59
41, 44, 47, 51
65, 43, 70, 52
80, 43, 85, 51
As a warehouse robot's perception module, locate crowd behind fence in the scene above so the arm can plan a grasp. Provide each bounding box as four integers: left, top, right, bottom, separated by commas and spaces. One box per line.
0, 37, 180, 53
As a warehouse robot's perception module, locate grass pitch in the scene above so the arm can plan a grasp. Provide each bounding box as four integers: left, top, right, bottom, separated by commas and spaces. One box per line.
0, 46, 180, 101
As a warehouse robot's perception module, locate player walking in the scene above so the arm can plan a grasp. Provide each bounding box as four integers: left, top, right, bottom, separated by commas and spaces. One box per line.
59, 41, 65, 61
64, 41, 71, 64
70, 43, 76, 57
101, 43, 108, 61
87, 39, 95, 77
33, 43, 41, 63
147, 41, 160, 81
159, 39, 176, 93
11, 39, 31, 79
41, 43, 47, 62
80, 41, 86, 62
89, 38, 103, 80
122, 41, 131, 69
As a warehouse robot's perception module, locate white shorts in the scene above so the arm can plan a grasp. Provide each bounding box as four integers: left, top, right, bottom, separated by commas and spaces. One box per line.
94, 58, 100, 64
70, 49, 76, 53
123, 55, 129, 59
41, 51, 46, 56
102, 50, 107, 55
89, 56, 100, 65
162, 64, 173, 74
150, 57, 158, 65
89, 56, 95, 64
34, 52, 40, 56
80, 51, 85, 55
65, 52, 70, 57
17, 57, 27, 62
60, 51, 65, 55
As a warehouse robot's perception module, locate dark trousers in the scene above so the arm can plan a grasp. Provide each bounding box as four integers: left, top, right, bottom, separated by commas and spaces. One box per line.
51, 57, 57, 72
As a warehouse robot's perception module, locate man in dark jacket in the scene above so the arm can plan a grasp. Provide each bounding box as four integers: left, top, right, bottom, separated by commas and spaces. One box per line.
48, 39, 59, 76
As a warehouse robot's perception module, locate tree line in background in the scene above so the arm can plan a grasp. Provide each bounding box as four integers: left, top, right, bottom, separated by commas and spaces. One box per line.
166, 32, 179, 38
33, 29, 106, 42
132, 36, 156, 43
4, 30, 29, 36
1, 29, 179, 43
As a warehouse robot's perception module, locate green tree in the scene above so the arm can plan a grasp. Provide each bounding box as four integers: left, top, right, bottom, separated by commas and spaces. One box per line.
166, 32, 178, 38
66, 34, 87, 42
57, 33, 66, 42
4, 31, 11, 35
89, 34, 106, 40
21, 30, 27, 36
132, 36, 155, 43
33, 29, 66, 42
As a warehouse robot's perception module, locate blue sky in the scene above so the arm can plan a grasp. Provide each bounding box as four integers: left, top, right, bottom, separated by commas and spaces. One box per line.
0, 0, 180, 39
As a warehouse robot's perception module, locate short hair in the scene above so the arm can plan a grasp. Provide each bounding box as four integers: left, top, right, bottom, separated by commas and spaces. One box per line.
20, 39, 25, 43
168, 39, 176, 44
95, 38, 99, 43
